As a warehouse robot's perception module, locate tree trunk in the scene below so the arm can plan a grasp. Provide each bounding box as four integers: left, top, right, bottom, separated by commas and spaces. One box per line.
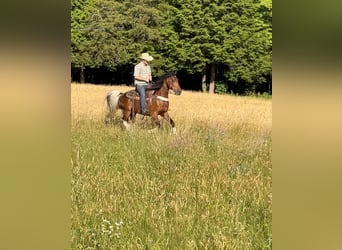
209, 63, 216, 94
80, 68, 85, 83
201, 67, 207, 92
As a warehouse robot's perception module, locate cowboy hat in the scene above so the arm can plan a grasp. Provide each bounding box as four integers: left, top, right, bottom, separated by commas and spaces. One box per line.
140, 52, 153, 62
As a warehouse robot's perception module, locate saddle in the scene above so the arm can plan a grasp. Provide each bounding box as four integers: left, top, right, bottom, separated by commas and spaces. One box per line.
125, 87, 155, 112
125, 90, 140, 100
126, 83, 157, 101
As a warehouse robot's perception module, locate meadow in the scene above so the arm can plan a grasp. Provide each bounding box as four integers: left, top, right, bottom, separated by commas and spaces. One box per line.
71, 83, 272, 249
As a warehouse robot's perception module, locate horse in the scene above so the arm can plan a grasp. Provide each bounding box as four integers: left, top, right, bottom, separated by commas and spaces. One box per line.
105, 72, 182, 132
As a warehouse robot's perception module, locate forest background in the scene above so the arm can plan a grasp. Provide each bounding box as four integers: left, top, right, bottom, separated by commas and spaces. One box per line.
71, 0, 272, 95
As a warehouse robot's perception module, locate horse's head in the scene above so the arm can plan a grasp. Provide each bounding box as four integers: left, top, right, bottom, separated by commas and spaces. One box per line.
166, 73, 182, 95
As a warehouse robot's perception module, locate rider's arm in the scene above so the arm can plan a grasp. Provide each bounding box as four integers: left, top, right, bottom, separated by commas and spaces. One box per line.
134, 75, 149, 82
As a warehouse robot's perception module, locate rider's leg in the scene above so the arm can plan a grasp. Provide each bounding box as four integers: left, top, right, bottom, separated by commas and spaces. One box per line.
136, 84, 148, 114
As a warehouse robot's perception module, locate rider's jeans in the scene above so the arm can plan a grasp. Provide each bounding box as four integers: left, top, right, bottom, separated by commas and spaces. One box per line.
136, 84, 147, 112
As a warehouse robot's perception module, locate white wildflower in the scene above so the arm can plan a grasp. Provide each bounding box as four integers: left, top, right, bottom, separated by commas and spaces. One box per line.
101, 218, 113, 236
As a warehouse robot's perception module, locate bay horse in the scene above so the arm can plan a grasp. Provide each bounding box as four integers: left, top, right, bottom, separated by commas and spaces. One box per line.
105, 72, 182, 132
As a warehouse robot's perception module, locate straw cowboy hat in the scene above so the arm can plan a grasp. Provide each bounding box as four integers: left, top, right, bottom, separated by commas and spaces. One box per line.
139, 52, 154, 62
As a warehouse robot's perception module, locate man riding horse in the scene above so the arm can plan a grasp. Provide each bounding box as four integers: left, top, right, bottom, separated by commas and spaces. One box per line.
134, 52, 153, 116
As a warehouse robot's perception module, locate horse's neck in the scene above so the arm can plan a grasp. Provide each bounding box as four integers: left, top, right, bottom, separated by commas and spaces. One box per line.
154, 83, 168, 97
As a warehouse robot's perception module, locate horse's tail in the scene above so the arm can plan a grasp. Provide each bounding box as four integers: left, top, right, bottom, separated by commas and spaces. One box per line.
106, 90, 122, 113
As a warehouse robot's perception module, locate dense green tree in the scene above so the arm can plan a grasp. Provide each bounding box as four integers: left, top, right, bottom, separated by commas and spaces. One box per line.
71, 0, 96, 82
71, 0, 272, 94
86, 0, 129, 69
72, 0, 164, 80
223, 0, 272, 93
159, 0, 272, 93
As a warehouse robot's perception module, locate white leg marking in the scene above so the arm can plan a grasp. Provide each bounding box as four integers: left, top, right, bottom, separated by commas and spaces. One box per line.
123, 121, 132, 130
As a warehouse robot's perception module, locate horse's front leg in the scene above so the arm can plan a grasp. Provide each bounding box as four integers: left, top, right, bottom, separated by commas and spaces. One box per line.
161, 112, 176, 134
151, 113, 161, 128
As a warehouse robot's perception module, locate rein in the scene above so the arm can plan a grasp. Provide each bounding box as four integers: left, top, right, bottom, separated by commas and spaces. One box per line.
148, 77, 170, 102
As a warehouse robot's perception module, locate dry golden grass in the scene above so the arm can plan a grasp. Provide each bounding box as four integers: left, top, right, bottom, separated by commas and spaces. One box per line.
71, 83, 271, 130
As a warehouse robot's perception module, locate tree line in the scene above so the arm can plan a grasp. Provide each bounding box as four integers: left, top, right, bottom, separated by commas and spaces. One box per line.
71, 0, 272, 95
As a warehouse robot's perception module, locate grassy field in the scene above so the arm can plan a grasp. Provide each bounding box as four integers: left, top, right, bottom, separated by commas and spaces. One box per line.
71, 83, 272, 249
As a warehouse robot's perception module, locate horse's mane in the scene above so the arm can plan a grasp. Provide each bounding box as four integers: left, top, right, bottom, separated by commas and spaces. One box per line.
147, 72, 176, 90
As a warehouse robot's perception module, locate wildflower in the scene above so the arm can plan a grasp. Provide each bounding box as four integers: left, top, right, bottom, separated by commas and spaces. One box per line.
114, 220, 124, 239
101, 218, 113, 236
115, 221, 124, 226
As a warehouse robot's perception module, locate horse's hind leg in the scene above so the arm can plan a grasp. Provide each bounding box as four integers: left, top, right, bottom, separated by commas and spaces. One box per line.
122, 110, 133, 130
105, 111, 115, 125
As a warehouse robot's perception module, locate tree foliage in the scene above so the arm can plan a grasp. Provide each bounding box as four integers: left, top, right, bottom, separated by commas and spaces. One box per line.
71, 0, 272, 94
71, 0, 95, 69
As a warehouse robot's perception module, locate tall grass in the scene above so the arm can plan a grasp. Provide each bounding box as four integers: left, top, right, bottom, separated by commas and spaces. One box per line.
71, 83, 272, 249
